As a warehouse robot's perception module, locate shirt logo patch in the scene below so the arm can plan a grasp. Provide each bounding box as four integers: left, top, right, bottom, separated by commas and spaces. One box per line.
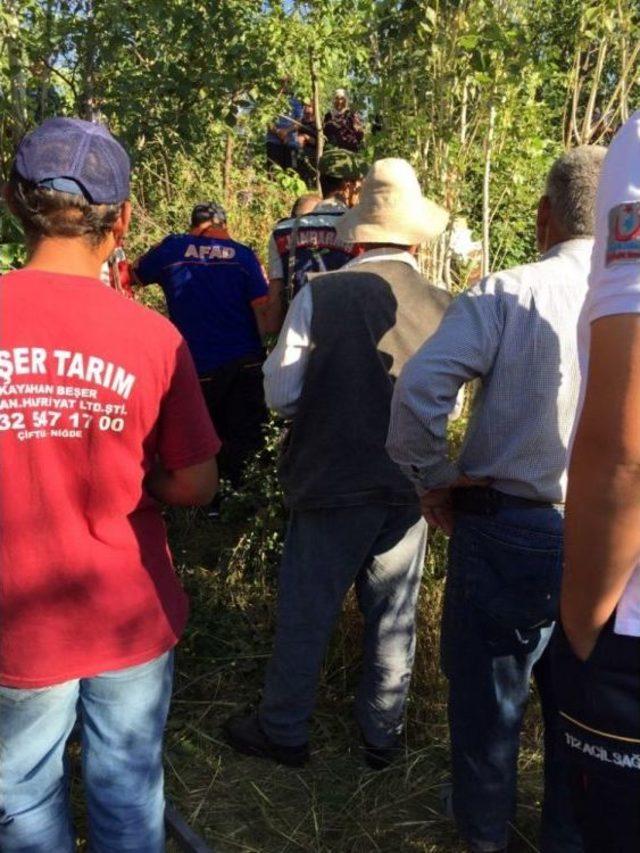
606, 202, 640, 267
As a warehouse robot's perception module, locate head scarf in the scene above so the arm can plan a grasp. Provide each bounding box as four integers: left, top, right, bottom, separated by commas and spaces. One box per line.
332, 88, 349, 118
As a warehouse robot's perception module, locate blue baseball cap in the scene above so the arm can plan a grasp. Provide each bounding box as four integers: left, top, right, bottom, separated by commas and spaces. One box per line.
14, 117, 130, 205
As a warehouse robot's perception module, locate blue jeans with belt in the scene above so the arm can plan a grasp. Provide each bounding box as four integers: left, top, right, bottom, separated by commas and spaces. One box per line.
441, 503, 583, 853
0, 651, 174, 852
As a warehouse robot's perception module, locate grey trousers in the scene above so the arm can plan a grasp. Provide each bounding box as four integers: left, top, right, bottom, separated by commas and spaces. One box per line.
258, 503, 427, 748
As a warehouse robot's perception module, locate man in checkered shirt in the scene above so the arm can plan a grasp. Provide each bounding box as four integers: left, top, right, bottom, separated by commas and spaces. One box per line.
387, 147, 605, 853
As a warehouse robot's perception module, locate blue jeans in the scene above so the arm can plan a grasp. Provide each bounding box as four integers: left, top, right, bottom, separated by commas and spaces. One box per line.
259, 504, 427, 748
0, 651, 174, 852
442, 506, 582, 853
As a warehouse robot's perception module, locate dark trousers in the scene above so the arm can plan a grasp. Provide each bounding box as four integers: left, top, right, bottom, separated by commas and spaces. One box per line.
295, 151, 317, 188
259, 504, 427, 748
552, 621, 640, 853
199, 355, 267, 488
442, 504, 582, 852
265, 141, 292, 172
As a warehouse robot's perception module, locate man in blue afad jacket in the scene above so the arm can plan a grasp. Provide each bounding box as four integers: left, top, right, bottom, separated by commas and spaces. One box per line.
135, 203, 281, 490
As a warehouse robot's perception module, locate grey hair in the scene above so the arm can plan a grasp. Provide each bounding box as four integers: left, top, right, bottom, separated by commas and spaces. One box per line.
545, 145, 607, 237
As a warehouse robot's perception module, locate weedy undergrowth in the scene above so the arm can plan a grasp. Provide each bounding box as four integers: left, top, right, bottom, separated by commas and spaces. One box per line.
159, 417, 546, 852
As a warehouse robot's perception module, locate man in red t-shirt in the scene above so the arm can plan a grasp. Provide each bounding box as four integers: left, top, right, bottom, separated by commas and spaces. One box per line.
0, 118, 219, 852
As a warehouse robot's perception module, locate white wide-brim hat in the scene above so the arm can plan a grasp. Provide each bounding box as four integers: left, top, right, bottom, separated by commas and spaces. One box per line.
336, 158, 449, 246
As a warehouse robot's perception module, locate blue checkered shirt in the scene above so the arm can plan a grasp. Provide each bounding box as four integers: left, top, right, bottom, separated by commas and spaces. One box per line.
386, 239, 593, 503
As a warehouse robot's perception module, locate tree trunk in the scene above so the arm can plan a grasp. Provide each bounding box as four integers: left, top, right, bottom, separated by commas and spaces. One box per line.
161, 153, 172, 204
582, 39, 608, 142
80, 0, 99, 121
223, 132, 234, 204
6, 0, 28, 136
482, 99, 496, 277
460, 77, 469, 145
39, 0, 55, 121
567, 49, 583, 146
309, 48, 324, 195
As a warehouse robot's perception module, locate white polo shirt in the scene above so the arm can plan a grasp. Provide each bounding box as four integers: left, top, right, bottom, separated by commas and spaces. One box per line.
579, 109, 640, 637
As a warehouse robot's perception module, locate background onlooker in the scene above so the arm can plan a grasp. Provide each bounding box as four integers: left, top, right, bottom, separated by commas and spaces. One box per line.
388, 145, 605, 853
290, 192, 322, 217
323, 88, 364, 152
224, 158, 451, 771
292, 102, 318, 186
265, 81, 303, 172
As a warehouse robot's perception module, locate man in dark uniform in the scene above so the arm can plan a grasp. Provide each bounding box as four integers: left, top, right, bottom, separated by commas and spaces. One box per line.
134, 203, 281, 490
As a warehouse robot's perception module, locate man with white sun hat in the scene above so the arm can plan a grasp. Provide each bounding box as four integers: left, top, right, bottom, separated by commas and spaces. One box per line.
224, 158, 452, 769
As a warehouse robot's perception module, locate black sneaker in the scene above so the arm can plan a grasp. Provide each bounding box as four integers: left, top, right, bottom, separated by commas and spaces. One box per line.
222, 712, 310, 768
362, 735, 401, 770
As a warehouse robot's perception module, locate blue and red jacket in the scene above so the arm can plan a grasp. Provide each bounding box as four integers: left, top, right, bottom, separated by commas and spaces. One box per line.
271, 202, 359, 295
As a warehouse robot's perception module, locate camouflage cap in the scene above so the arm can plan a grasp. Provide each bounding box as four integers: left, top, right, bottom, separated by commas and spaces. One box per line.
318, 147, 366, 180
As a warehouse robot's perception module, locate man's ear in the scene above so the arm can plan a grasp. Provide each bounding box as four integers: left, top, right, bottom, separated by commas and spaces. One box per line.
113, 200, 132, 242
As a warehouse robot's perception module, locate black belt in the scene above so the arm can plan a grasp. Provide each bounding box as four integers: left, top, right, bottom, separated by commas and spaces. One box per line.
451, 486, 559, 516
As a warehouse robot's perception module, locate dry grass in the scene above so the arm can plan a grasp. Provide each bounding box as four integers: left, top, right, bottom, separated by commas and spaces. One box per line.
161, 504, 546, 853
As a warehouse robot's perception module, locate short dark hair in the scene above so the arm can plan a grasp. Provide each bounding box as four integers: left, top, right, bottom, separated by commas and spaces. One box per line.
320, 173, 348, 197
190, 202, 226, 229
8, 173, 121, 247
191, 207, 211, 227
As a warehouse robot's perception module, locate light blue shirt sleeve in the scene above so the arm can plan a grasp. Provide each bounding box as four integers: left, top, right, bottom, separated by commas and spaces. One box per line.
387, 286, 503, 490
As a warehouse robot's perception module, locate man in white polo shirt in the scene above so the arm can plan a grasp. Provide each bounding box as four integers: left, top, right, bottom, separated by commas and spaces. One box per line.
556, 112, 640, 851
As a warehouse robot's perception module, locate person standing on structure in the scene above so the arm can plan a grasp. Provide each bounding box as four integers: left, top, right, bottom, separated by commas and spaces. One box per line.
265, 80, 303, 172
323, 89, 364, 152
292, 102, 319, 187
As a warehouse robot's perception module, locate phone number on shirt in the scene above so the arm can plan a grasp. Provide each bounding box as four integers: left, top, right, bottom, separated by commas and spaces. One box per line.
0, 411, 126, 439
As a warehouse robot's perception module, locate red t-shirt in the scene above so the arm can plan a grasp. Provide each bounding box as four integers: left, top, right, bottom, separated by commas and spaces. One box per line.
0, 269, 220, 687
